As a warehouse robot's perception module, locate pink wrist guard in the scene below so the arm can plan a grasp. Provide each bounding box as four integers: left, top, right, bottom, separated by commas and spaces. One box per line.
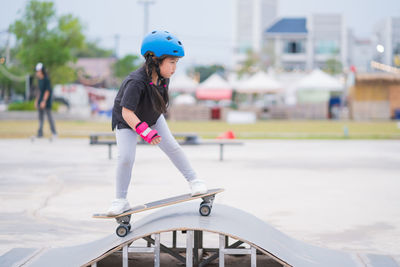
135, 121, 159, 143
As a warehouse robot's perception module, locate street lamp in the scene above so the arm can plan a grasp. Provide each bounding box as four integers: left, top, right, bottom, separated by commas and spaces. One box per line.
376, 44, 385, 53
138, 0, 155, 36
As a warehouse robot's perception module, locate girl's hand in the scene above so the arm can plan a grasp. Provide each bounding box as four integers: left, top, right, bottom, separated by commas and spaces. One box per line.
150, 136, 161, 145
135, 121, 160, 144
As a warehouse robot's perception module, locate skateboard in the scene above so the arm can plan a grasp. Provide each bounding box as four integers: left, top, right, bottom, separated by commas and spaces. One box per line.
93, 188, 224, 237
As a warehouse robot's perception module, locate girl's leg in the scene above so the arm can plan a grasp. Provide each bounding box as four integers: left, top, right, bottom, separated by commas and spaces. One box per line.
115, 128, 138, 199
153, 115, 197, 182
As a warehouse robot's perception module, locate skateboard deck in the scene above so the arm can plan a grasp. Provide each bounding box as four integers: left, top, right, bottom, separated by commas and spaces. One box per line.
93, 188, 224, 237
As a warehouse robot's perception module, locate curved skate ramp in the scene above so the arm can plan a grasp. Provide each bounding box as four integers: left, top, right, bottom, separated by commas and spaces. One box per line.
4, 203, 398, 267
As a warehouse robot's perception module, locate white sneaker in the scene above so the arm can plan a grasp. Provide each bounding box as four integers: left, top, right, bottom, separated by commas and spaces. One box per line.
189, 179, 208, 196
107, 198, 130, 216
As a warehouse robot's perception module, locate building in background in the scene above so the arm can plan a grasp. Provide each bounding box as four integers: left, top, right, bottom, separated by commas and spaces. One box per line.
373, 17, 400, 68
263, 14, 347, 72
348, 37, 374, 73
263, 17, 308, 71
234, 0, 278, 64
311, 14, 347, 71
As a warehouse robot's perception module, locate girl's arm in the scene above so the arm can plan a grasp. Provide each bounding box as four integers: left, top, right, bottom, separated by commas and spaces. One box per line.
122, 107, 161, 145
122, 107, 141, 129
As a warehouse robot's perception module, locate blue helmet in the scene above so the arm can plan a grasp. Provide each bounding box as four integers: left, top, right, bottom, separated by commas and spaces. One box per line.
141, 30, 185, 58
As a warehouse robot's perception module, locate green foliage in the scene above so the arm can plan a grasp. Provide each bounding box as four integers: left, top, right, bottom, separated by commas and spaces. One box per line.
73, 40, 114, 58
51, 65, 77, 85
237, 49, 260, 78
7, 100, 36, 110
324, 58, 343, 75
7, 100, 59, 111
9, 0, 85, 81
0, 65, 26, 97
113, 54, 141, 79
188, 64, 225, 83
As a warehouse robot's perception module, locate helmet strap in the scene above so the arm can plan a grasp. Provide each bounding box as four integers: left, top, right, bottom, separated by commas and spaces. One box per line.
154, 65, 164, 86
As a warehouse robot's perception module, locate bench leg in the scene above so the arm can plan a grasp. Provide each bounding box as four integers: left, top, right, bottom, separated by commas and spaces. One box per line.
219, 144, 224, 161
108, 144, 112, 160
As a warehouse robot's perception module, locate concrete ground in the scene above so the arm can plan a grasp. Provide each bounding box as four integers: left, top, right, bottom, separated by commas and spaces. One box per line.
0, 138, 399, 264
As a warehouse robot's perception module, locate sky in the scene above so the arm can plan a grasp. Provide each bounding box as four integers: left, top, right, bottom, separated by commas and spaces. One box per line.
1, 0, 400, 72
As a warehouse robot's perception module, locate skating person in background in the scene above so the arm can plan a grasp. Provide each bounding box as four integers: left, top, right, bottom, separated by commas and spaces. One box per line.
34, 62, 57, 138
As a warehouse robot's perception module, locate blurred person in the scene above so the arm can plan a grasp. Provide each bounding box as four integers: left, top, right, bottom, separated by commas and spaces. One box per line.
107, 30, 207, 215
34, 62, 57, 138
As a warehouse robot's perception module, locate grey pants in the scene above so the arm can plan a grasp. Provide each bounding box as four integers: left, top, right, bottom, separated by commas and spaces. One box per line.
115, 115, 197, 198
38, 108, 57, 136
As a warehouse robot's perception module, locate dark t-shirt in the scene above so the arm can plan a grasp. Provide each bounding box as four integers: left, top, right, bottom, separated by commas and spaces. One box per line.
38, 77, 52, 109
111, 66, 169, 130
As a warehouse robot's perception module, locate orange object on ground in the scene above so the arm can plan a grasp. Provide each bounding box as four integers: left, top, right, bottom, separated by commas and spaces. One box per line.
217, 130, 235, 139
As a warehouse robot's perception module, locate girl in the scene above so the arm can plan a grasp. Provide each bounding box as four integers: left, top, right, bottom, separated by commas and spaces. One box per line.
107, 30, 207, 215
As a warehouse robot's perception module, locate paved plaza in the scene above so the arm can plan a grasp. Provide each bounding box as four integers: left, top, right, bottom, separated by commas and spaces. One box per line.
0, 138, 399, 263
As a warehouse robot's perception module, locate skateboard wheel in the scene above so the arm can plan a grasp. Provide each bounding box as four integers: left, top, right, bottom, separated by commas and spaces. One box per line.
116, 224, 130, 237
199, 204, 211, 216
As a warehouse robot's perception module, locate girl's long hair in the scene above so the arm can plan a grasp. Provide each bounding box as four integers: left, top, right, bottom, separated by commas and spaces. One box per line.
144, 55, 169, 114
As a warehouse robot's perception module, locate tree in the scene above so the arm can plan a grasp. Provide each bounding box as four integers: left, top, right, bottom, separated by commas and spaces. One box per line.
73, 40, 114, 58
0, 64, 26, 101
9, 0, 85, 84
0, 45, 26, 100
113, 54, 141, 80
324, 58, 342, 75
237, 49, 261, 78
323, 48, 343, 75
188, 64, 225, 83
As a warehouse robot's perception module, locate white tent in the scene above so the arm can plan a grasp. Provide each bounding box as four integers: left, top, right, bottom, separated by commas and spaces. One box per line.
237, 71, 282, 93
196, 74, 233, 100
296, 69, 343, 91
295, 69, 343, 103
227, 73, 242, 89
173, 94, 196, 105
169, 74, 198, 93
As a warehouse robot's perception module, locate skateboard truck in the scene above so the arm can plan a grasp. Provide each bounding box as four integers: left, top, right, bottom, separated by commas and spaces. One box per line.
115, 215, 132, 237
